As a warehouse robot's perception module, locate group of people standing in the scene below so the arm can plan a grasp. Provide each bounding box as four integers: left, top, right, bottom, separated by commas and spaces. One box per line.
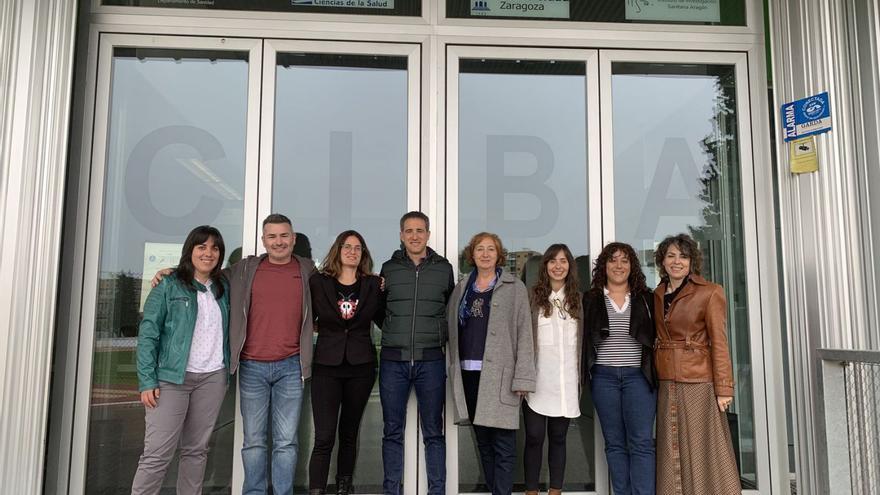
132, 210, 741, 495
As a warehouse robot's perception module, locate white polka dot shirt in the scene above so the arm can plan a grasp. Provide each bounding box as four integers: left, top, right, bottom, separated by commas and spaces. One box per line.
186, 279, 225, 373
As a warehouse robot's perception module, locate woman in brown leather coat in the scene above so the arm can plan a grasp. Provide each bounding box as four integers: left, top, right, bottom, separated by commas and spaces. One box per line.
653, 233, 740, 494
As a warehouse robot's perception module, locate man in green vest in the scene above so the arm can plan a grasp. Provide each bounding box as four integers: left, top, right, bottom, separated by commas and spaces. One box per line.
378, 211, 454, 495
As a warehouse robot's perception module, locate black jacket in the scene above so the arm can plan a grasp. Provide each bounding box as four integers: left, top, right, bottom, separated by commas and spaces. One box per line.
582, 289, 657, 389
379, 247, 455, 361
310, 273, 384, 366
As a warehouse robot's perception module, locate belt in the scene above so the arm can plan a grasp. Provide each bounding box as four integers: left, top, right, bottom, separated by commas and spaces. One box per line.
655, 339, 709, 351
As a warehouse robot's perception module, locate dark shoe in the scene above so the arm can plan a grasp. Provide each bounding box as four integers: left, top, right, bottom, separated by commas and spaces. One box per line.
336, 475, 353, 495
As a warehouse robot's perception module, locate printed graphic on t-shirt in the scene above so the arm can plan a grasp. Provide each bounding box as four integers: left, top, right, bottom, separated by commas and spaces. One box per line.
469, 297, 485, 318
337, 293, 359, 320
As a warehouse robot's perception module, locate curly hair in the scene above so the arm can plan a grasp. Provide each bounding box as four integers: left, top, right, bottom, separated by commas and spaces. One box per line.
654, 233, 703, 280
530, 244, 581, 319
589, 242, 648, 296
320, 230, 374, 278
461, 232, 507, 269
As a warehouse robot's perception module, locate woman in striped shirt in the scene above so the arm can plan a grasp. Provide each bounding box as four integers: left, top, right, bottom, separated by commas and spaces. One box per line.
583, 242, 657, 495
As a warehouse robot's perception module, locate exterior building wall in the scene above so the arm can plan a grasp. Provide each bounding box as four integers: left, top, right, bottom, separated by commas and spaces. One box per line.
769, 0, 880, 493
0, 0, 78, 493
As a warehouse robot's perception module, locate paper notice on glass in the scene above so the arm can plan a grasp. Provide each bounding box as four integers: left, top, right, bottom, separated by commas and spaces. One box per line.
471, 0, 570, 19
625, 0, 720, 23
789, 136, 819, 174
140, 242, 183, 312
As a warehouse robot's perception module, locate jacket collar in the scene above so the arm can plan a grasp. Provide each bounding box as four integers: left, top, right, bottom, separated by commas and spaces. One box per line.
498, 270, 516, 284
391, 246, 439, 265
656, 272, 709, 293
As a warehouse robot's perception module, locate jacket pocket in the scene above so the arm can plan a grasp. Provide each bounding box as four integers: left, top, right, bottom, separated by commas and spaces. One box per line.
679, 346, 712, 380
499, 367, 520, 407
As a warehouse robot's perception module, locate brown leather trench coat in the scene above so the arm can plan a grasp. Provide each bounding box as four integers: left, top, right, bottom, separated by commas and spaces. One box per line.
653, 274, 735, 397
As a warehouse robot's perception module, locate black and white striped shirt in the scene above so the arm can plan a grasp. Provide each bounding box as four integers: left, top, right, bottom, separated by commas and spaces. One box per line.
595, 289, 643, 367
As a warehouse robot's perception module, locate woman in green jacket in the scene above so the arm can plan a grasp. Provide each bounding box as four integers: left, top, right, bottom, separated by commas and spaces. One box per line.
132, 225, 231, 495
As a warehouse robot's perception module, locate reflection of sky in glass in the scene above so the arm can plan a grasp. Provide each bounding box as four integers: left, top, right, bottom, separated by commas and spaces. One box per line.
102, 55, 248, 275
459, 71, 588, 259
612, 68, 757, 483
457, 66, 594, 488
612, 73, 717, 274
272, 63, 407, 265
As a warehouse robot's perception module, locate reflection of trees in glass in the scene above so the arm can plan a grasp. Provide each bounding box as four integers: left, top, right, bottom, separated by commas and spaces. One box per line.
95, 272, 142, 338
685, 68, 755, 485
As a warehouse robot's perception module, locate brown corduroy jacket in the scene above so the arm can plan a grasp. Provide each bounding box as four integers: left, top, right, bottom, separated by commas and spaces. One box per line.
653, 274, 735, 397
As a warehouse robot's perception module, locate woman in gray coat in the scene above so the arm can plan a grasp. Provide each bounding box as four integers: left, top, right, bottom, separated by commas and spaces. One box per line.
448, 232, 536, 495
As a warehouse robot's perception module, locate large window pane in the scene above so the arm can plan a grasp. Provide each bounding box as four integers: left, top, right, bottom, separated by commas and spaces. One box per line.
87, 48, 249, 493
271, 51, 410, 493
611, 62, 757, 488
457, 57, 594, 492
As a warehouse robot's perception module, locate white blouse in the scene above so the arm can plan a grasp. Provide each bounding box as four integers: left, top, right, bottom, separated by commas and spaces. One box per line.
186, 279, 225, 373
526, 288, 580, 418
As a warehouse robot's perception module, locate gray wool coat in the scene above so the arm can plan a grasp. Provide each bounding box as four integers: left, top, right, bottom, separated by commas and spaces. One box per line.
448, 270, 536, 430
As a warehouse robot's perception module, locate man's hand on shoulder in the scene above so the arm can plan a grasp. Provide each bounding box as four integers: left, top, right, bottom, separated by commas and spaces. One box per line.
150, 268, 174, 288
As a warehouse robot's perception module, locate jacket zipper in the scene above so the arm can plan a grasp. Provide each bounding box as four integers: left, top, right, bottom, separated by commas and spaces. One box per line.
410, 263, 421, 367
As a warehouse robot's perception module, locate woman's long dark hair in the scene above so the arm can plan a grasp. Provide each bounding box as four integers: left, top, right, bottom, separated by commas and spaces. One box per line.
176, 225, 225, 299
589, 242, 647, 297
530, 244, 582, 319
320, 230, 374, 278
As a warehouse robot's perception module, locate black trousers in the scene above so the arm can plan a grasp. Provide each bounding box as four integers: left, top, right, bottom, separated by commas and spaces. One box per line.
462, 370, 517, 495
308, 368, 376, 490
522, 401, 571, 491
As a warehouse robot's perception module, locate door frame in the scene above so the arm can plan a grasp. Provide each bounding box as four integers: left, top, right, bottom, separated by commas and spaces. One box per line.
598, 49, 768, 494
444, 44, 605, 495
68, 32, 264, 493
242, 38, 423, 495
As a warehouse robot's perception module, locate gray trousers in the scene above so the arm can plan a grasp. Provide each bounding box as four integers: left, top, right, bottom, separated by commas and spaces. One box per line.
131, 368, 227, 495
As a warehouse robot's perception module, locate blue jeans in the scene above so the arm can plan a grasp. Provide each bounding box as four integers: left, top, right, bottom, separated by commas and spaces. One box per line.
590, 365, 656, 495
379, 359, 446, 495
239, 354, 304, 495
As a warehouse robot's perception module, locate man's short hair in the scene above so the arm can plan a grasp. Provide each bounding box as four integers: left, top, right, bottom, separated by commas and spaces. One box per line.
399, 211, 430, 232
262, 213, 293, 230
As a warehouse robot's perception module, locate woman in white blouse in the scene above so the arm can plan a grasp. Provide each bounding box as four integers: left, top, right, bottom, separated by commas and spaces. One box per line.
523, 244, 583, 495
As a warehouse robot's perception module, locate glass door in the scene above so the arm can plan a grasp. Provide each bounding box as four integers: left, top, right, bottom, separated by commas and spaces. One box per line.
251, 39, 422, 495
446, 45, 604, 495
75, 33, 262, 494
446, 46, 769, 495
599, 50, 768, 493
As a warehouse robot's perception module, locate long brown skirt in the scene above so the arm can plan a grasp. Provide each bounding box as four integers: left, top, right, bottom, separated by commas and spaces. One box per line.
656, 381, 741, 495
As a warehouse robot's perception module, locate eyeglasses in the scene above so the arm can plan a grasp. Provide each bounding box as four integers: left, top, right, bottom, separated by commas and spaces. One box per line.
551, 298, 568, 320
341, 244, 363, 252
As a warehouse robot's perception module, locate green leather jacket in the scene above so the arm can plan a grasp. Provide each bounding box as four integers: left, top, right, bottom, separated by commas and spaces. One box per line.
137, 273, 230, 391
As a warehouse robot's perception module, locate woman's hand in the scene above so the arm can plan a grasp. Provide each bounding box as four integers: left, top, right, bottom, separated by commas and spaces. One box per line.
717, 395, 733, 412
515, 391, 528, 399
141, 388, 161, 408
